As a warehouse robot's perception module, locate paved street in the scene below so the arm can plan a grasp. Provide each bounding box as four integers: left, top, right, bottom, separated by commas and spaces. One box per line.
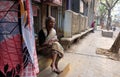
39, 27, 120, 77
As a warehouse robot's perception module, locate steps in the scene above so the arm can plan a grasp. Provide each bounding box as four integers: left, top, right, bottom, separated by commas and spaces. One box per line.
57, 64, 71, 77
37, 62, 71, 77
37, 66, 57, 77
37, 55, 52, 72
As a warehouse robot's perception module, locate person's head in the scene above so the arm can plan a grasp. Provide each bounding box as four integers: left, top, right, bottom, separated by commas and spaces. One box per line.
45, 16, 56, 29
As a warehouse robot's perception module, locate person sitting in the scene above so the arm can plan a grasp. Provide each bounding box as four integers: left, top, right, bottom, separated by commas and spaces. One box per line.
113, 26, 116, 31
38, 16, 64, 74
91, 21, 96, 33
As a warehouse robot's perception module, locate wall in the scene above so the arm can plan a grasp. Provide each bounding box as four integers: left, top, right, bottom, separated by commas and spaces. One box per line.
63, 10, 88, 38
72, 12, 79, 34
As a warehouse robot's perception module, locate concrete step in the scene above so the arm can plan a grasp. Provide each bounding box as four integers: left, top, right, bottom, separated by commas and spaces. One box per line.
37, 63, 71, 77
37, 55, 52, 72
57, 64, 71, 77
37, 66, 58, 77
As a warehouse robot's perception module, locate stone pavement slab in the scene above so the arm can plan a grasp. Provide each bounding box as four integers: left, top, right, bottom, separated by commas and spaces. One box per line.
59, 29, 120, 77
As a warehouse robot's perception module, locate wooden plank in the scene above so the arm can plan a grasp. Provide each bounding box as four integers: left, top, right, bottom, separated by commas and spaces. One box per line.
57, 64, 71, 77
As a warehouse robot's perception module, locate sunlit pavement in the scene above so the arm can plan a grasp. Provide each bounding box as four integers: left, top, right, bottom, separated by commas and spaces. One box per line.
59, 27, 120, 77
38, 27, 120, 77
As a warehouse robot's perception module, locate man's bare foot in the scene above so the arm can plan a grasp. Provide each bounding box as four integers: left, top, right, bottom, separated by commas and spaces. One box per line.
51, 64, 57, 71
53, 70, 63, 74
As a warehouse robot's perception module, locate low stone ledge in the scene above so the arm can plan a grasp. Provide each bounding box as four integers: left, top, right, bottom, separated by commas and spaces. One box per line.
102, 30, 113, 38
61, 28, 93, 50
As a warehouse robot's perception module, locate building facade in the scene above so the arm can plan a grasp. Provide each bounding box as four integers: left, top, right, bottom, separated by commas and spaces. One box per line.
32, 0, 63, 38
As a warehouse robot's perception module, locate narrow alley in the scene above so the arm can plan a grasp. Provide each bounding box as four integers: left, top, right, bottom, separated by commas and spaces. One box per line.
1, 1, 120, 77
39, 27, 120, 77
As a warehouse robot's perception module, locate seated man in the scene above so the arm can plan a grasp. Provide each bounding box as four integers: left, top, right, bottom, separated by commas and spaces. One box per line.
91, 21, 96, 33
38, 16, 64, 74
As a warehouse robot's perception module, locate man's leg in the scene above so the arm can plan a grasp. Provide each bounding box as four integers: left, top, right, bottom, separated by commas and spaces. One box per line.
55, 54, 63, 74
51, 53, 57, 71
55, 56, 60, 71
